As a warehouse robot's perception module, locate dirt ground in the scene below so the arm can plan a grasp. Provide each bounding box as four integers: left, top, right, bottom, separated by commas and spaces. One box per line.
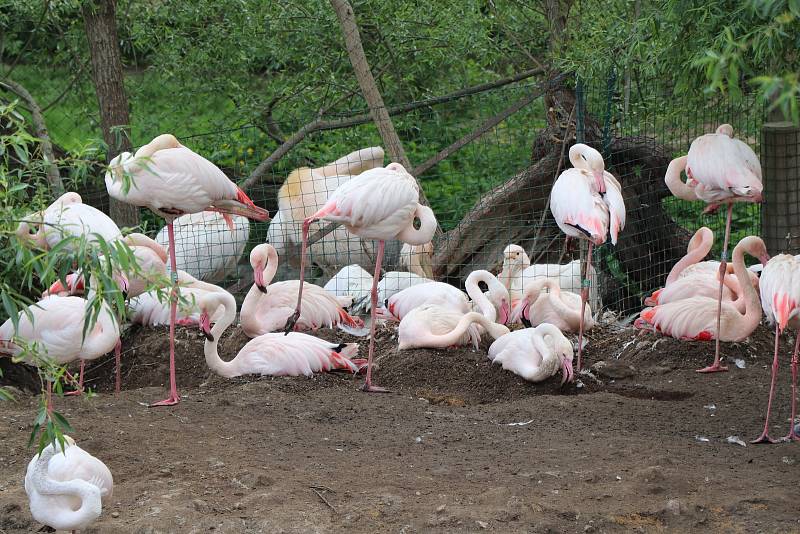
1, 321, 799, 533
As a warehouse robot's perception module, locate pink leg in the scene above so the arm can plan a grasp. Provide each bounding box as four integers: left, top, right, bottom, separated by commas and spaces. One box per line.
752, 324, 781, 444
151, 222, 180, 407
784, 333, 800, 442
115, 339, 122, 395
64, 360, 85, 396
575, 241, 592, 374
283, 218, 314, 334
697, 203, 733, 373
362, 240, 389, 393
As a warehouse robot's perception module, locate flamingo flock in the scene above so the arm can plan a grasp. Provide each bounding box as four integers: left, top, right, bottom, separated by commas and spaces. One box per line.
3, 127, 797, 532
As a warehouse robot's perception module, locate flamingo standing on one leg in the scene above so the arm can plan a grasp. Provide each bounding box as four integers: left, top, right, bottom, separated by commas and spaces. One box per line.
286, 162, 437, 392
752, 254, 800, 443
665, 124, 763, 373
550, 144, 626, 372
106, 133, 269, 406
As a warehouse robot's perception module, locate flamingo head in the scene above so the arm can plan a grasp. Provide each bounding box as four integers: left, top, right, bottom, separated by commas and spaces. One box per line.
716, 124, 734, 137
249, 244, 273, 293
44, 273, 84, 297
199, 311, 213, 341
497, 298, 510, 325
556, 337, 575, 385
570, 144, 607, 195
509, 297, 530, 325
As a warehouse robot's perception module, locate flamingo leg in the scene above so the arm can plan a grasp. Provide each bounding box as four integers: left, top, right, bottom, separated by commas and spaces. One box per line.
284, 218, 314, 334
697, 202, 733, 373
115, 339, 122, 395
64, 360, 85, 396
784, 333, 800, 442
752, 324, 781, 444
151, 222, 180, 407
362, 240, 389, 393
575, 241, 592, 373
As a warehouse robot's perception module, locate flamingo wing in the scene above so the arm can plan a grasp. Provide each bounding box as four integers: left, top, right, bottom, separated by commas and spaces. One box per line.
236, 333, 359, 376
760, 255, 800, 329
550, 169, 609, 244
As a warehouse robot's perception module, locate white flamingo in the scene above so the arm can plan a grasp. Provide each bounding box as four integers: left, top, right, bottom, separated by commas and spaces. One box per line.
351, 271, 434, 314
550, 144, 626, 372
397, 304, 509, 350
25, 436, 113, 533
198, 291, 364, 378
128, 271, 227, 326
488, 324, 574, 383
106, 133, 269, 406
509, 278, 594, 333
465, 269, 511, 325
379, 281, 469, 321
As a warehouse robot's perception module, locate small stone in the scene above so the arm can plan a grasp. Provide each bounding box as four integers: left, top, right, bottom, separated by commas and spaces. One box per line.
436, 504, 446, 513
192, 499, 209, 512
111, 511, 120, 518
158, 468, 172, 477
665, 498, 682, 515
476, 520, 489, 529
233, 502, 244, 510
584, 525, 597, 533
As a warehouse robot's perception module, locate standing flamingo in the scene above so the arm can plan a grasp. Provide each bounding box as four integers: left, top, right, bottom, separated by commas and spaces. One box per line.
550, 144, 626, 372
286, 162, 437, 392
106, 133, 269, 406
198, 291, 364, 378
509, 278, 594, 333
0, 293, 121, 410
752, 254, 800, 443
397, 305, 509, 350
240, 244, 363, 337
25, 436, 113, 532
488, 324, 574, 384
665, 124, 763, 373
635, 236, 769, 346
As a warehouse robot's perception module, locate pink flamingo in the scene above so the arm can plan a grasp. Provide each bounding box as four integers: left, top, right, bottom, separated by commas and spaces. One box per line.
397, 304, 509, 351
665, 124, 763, 373
379, 281, 469, 322
0, 294, 121, 411
550, 144, 626, 372
752, 254, 800, 443
488, 323, 574, 384
635, 236, 769, 345
240, 244, 363, 337
128, 271, 228, 327
509, 278, 594, 334
286, 162, 437, 392
106, 133, 269, 406
198, 291, 364, 378
466, 270, 511, 325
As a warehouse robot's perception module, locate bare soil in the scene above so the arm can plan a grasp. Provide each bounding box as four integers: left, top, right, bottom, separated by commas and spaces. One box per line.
1, 322, 799, 533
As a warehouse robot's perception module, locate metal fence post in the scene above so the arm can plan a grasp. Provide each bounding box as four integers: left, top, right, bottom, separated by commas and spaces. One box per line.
761, 121, 800, 254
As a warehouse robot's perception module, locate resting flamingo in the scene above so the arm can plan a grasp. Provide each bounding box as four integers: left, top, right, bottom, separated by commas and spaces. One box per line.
509, 278, 594, 333
351, 271, 433, 314
550, 144, 626, 372
198, 291, 364, 378
465, 270, 510, 325
752, 254, 800, 444
129, 271, 227, 326
323, 264, 374, 308
156, 211, 250, 283
488, 323, 574, 384
240, 244, 363, 337
379, 281, 469, 322
106, 133, 269, 406
635, 236, 769, 346
16, 192, 121, 251
25, 436, 113, 533
397, 304, 510, 350
287, 162, 437, 392
0, 292, 121, 410
665, 124, 763, 373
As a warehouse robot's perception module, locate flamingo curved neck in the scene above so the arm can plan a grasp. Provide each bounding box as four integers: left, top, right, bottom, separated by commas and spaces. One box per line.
395, 205, 437, 245
664, 156, 698, 201
203, 293, 239, 378
465, 272, 498, 322
568, 145, 588, 170
425, 312, 500, 346
731, 242, 762, 328
31, 446, 102, 529
666, 228, 713, 285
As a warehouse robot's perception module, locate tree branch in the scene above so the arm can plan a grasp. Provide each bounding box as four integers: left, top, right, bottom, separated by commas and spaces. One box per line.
0, 78, 63, 194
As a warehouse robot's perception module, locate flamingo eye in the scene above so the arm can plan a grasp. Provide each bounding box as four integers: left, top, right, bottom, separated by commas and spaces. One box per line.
581, 154, 587, 160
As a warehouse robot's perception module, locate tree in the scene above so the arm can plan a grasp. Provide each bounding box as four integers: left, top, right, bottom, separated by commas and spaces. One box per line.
82, 0, 139, 227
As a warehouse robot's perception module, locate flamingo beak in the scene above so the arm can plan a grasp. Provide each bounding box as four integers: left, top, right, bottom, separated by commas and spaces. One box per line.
561, 356, 574, 385
593, 171, 606, 195
114, 274, 129, 296
759, 253, 771, 267
254, 265, 267, 293
200, 312, 214, 341
498, 301, 510, 325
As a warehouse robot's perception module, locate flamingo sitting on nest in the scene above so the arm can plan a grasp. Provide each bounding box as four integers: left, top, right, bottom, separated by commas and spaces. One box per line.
488, 323, 574, 384
397, 304, 510, 350
509, 278, 594, 334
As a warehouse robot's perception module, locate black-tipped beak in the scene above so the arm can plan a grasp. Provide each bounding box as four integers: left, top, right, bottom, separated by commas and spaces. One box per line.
204, 331, 214, 342
257, 284, 268, 294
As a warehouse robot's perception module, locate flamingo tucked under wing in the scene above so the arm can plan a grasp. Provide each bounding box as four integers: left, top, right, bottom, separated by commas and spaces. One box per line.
488, 323, 574, 384
510, 278, 594, 334
397, 304, 509, 350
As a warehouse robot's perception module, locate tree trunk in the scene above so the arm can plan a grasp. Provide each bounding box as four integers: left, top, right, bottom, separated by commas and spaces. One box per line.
82, 0, 139, 228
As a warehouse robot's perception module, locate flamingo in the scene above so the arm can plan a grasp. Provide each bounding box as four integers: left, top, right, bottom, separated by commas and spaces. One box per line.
16, 192, 121, 251
397, 304, 510, 350
665, 124, 763, 373
25, 436, 113, 533
287, 162, 437, 392
488, 323, 574, 384
197, 291, 364, 378
752, 254, 800, 443
128, 271, 227, 326
350, 271, 434, 314
106, 133, 269, 405
635, 236, 769, 346
379, 281, 469, 322
156, 211, 250, 283
240, 244, 364, 337
509, 278, 594, 333
498, 244, 599, 310
267, 146, 386, 278
0, 293, 121, 410
550, 144, 626, 372
323, 264, 374, 308
465, 270, 511, 325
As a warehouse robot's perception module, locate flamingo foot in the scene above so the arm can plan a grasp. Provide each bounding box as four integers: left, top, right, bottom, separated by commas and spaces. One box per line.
751, 432, 778, 445
696, 362, 728, 373
150, 393, 180, 407
282, 309, 301, 336
63, 389, 84, 397
361, 382, 390, 393
782, 428, 800, 442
